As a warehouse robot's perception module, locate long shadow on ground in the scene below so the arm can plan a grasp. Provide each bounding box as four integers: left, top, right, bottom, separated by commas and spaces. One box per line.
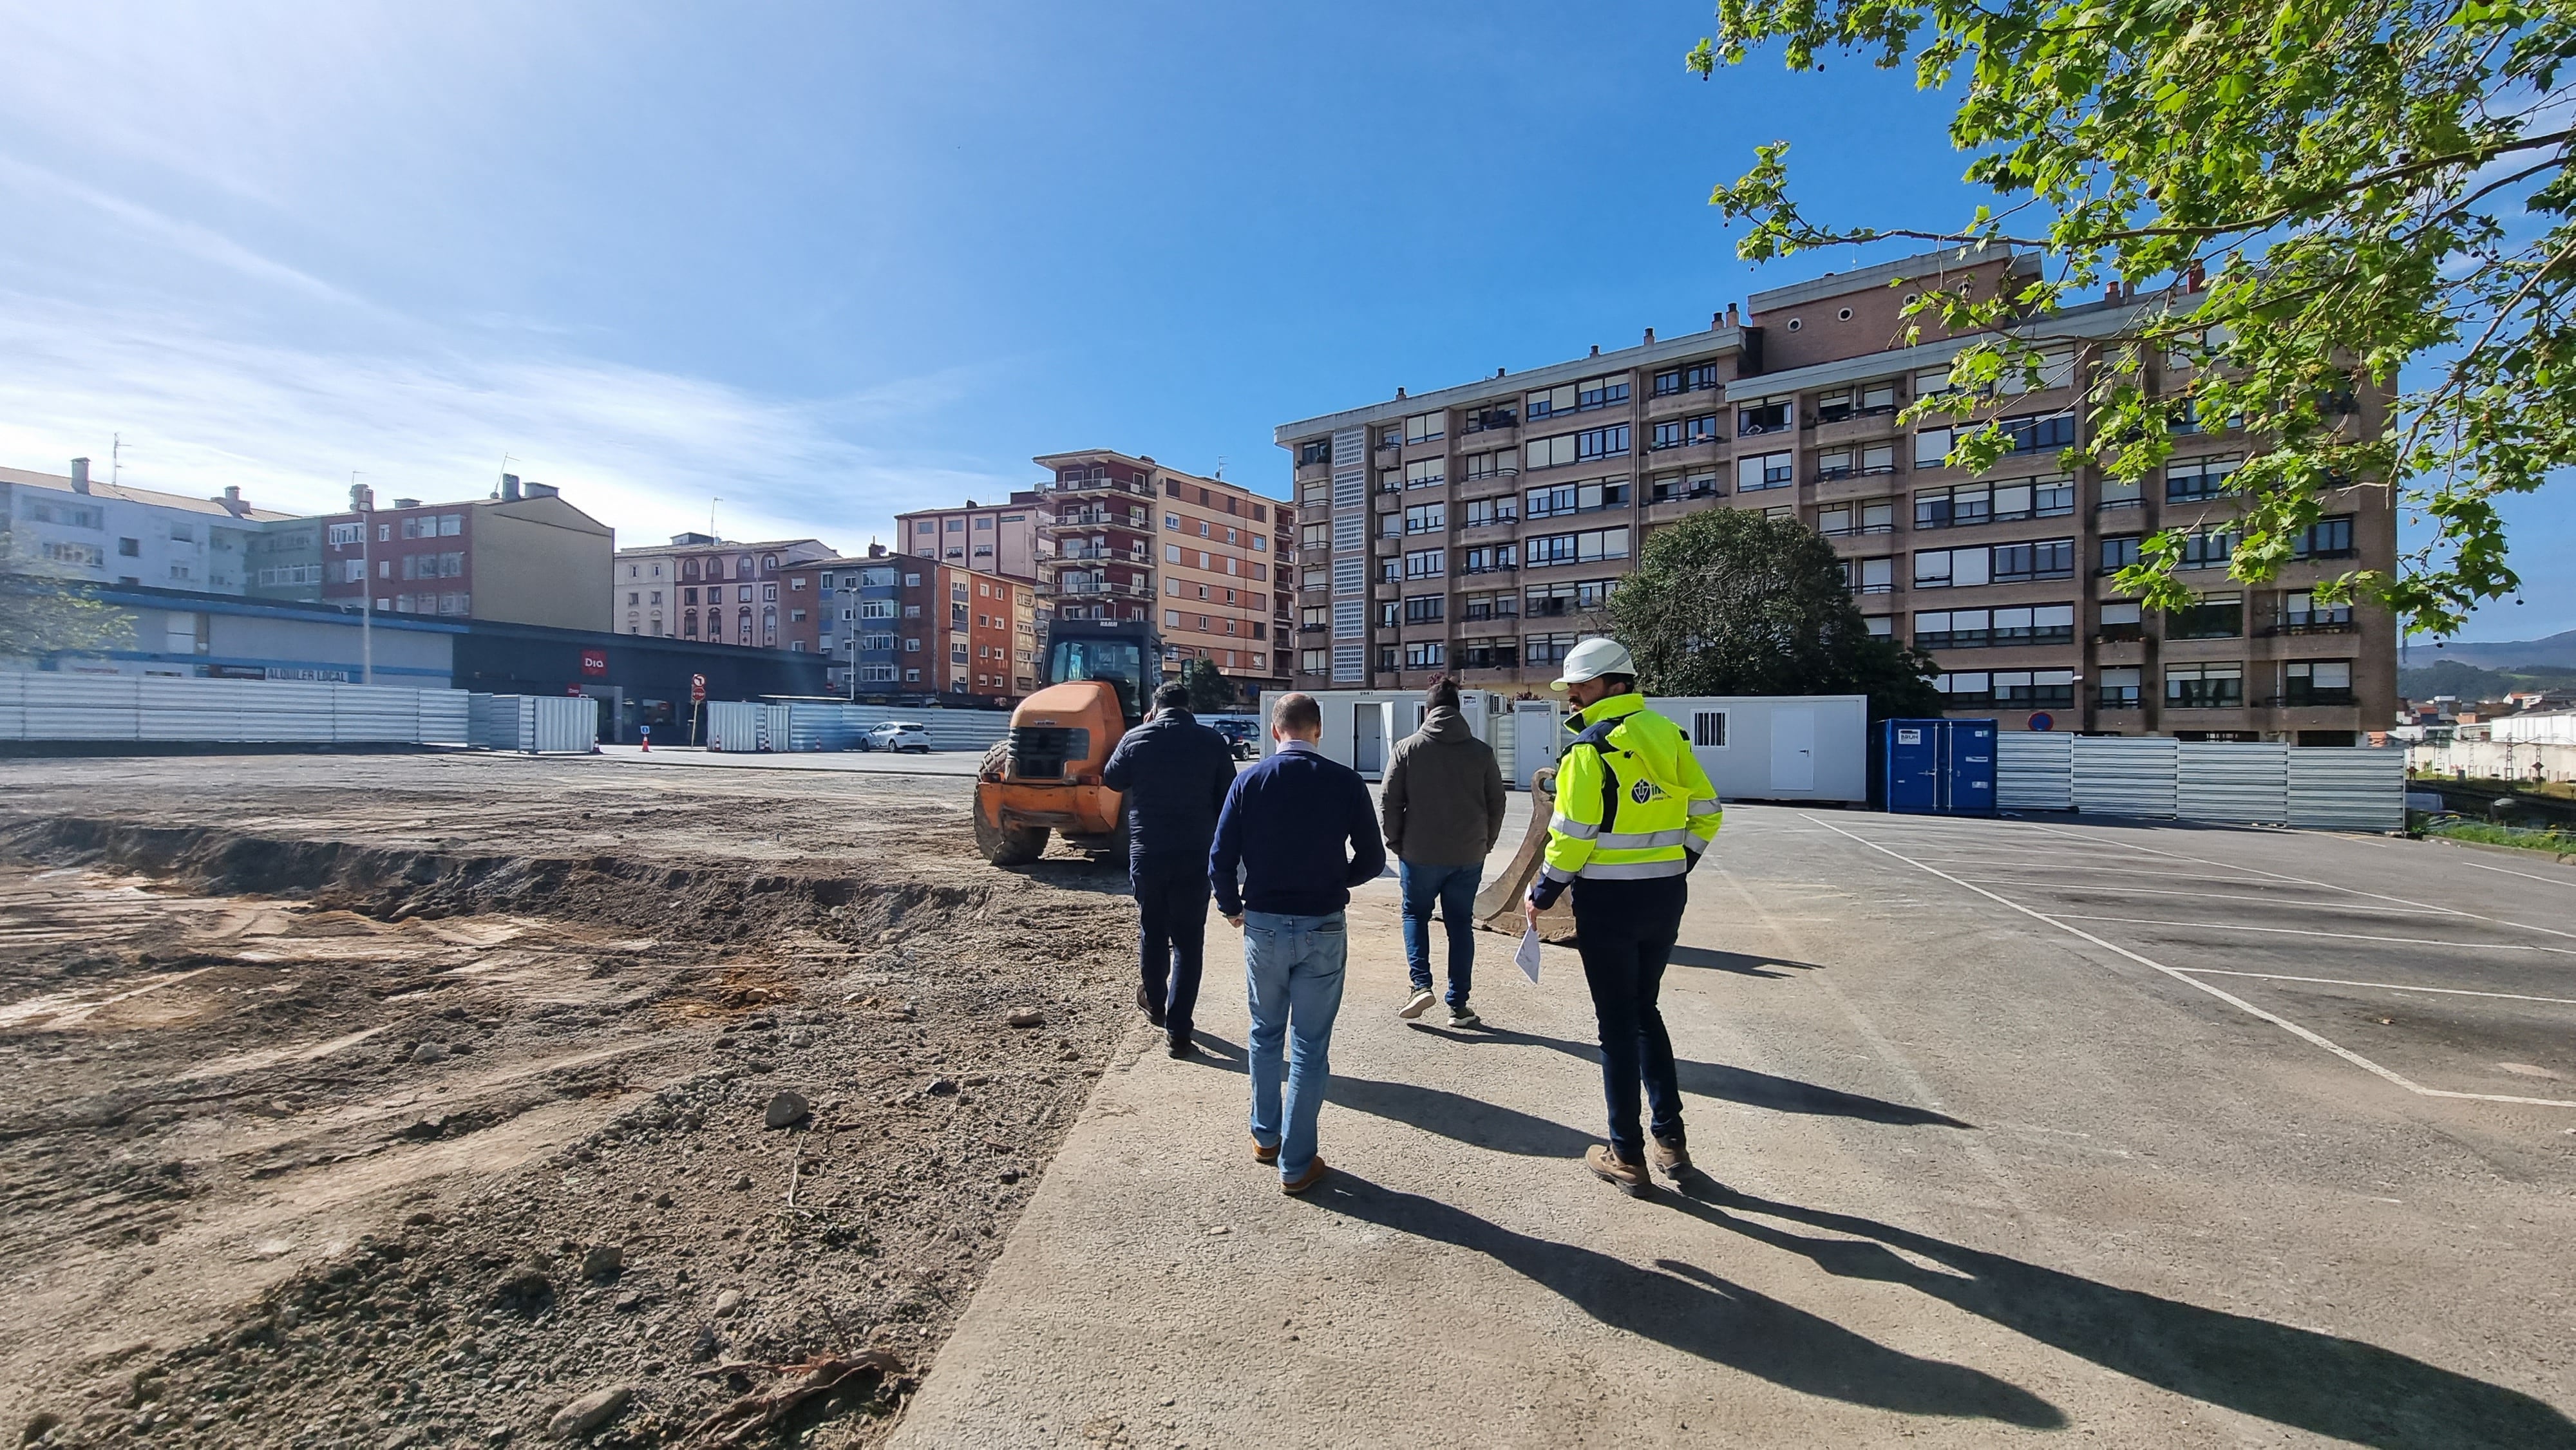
1413, 1026, 1972, 1129
1306, 1169, 2063, 1428
1669, 1180, 2576, 1449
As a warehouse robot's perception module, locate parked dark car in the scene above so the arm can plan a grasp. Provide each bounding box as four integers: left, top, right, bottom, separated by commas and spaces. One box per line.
1211, 718, 1258, 760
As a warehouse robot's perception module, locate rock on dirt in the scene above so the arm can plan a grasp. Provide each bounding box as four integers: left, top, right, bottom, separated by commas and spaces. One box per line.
713, 1288, 744, 1318
1005, 1010, 1045, 1028
764, 1090, 811, 1129
580, 1244, 623, 1281
545, 1383, 631, 1438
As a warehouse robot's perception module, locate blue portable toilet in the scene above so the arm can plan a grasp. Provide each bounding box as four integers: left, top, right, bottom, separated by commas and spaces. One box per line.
1881, 718, 1999, 815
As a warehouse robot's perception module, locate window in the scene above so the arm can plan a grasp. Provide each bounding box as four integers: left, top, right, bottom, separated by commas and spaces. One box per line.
2166, 662, 2244, 708
1460, 544, 1517, 574
1457, 641, 1519, 669
1461, 590, 1517, 621
1301, 648, 1330, 673
1298, 440, 1332, 467
1166, 543, 1182, 563
1845, 557, 1895, 594
2098, 666, 2142, 708
1915, 426, 1955, 468
327, 522, 363, 546
1818, 500, 1896, 536
1991, 475, 2076, 520
1526, 427, 1627, 469
1404, 641, 1447, 669
2279, 589, 2354, 632
1403, 548, 1446, 579
2099, 535, 2143, 574
1462, 404, 1518, 433
1651, 361, 1723, 396
1998, 604, 2076, 645
1405, 411, 1445, 444
2170, 592, 2244, 639
1649, 469, 1722, 503
1526, 384, 1577, 419
2098, 600, 2145, 641
1738, 399, 1791, 435
1863, 615, 1894, 637
1575, 373, 1629, 411
1524, 632, 1578, 665
1915, 364, 1960, 398
1915, 484, 1991, 530
1690, 710, 1728, 747
1377, 469, 1403, 495
41, 541, 104, 567
2283, 660, 2354, 706
1915, 609, 1989, 648
2293, 514, 2356, 559
1524, 477, 1628, 519
1403, 502, 1446, 534
2179, 529, 2240, 570
1935, 672, 1992, 706
1989, 539, 2073, 582
1463, 496, 1517, 528
1991, 670, 2076, 707
1403, 594, 1445, 623
117, 536, 139, 556
1736, 452, 1794, 492
1816, 380, 1899, 420
1913, 547, 1989, 588
1524, 578, 1619, 619
2165, 455, 2243, 502
1405, 457, 1445, 489
1648, 413, 1720, 451
2000, 345, 2076, 395
1462, 449, 1513, 481
1998, 411, 2077, 456
21, 498, 104, 529
1523, 527, 1628, 569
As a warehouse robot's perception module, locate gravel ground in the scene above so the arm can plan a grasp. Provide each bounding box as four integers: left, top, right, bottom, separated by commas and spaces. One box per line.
0, 752, 1142, 1449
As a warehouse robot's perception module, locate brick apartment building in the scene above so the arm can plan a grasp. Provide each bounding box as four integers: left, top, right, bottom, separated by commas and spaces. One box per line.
317, 475, 614, 633
1030, 449, 1294, 703
1272, 245, 2394, 742
609, 532, 835, 645
895, 497, 1039, 581
890, 560, 1036, 703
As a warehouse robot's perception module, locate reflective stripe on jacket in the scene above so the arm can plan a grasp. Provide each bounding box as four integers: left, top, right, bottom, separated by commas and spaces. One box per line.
1527, 693, 1720, 909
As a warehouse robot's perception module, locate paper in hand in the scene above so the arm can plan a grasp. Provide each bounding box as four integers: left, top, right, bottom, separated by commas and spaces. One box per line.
1515, 925, 1542, 984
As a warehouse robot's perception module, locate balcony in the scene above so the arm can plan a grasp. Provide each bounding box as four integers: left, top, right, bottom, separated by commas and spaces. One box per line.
1050, 579, 1155, 599
2266, 689, 2356, 708
1041, 545, 1149, 567
1038, 475, 1155, 500
2095, 690, 2142, 710
2267, 610, 2358, 636
1812, 410, 1904, 449
1039, 508, 1149, 534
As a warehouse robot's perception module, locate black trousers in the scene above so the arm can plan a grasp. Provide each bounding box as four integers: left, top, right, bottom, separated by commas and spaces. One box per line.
1133, 852, 1211, 1041
1571, 874, 1688, 1162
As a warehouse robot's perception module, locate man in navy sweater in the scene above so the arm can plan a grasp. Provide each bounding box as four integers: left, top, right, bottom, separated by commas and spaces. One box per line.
1209, 691, 1385, 1195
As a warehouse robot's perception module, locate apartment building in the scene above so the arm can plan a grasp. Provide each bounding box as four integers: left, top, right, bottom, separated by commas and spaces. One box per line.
3, 459, 296, 597
608, 530, 835, 645
891, 560, 1037, 702
1273, 246, 2394, 742
316, 475, 615, 633
1031, 449, 1293, 702
895, 496, 1040, 581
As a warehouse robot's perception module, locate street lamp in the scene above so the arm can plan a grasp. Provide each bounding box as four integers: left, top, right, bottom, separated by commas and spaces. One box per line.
349, 475, 374, 685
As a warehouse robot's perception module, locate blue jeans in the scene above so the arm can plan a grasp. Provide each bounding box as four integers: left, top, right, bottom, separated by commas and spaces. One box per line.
1242, 909, 1348, 1182
1397, 861, 1480, 1006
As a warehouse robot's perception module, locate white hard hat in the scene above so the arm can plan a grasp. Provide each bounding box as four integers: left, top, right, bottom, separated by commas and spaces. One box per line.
1549, 636, 1635, 691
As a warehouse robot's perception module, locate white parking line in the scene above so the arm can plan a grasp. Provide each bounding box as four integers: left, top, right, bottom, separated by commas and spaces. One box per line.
1942, 881, 2458, 917
2168, 969, 2576, 1006
2017, 820, 2576, 943
1805, 816, 2576, 1111
2045, 914, 2576, 956
2447, 856, 2576, 890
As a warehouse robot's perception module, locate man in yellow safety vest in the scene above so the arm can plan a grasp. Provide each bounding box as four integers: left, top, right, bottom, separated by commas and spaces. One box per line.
1523, 636, 1722, 1195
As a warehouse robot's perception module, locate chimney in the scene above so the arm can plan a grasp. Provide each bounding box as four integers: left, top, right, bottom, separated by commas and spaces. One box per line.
69, 457, 90, 494
500, 473, 521, 501
1643, 327, 1655, 345
1394, 387, 1406, 399
1727, 303, 1740, 327
2185, 261, 2206, 291
523, 482, 558, 498
1589, 344, 1600, 357
219, 484, 245, 516
1495, 366, 1506, 377
2105, 279, 2123, 301
393, 497, 421, 509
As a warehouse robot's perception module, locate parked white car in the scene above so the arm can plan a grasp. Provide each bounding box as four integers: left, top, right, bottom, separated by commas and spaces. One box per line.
866, 720, 933, 753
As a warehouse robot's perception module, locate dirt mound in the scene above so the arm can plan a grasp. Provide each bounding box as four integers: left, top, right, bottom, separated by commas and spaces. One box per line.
0, 772, 1142, 1450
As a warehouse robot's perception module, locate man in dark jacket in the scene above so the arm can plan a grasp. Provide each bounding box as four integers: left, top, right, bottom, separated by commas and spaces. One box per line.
1209, 692, 1383, 1195
1380, 675, 1507, 1028
1103, 681, 1239, 1058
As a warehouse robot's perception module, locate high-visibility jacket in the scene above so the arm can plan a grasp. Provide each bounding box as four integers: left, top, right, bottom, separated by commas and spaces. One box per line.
1528, 693, 1720, 909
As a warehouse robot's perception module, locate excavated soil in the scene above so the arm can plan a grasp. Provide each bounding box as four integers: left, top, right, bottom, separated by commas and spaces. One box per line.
0, 754, 1146, 1449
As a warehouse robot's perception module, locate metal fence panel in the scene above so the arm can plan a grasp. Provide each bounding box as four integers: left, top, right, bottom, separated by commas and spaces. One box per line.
776, 702, 1010, 753
1996, 733, 2074, 811
2072, 737, 2181, 817
2287, 747, 2406, 832
527, 695, 598, 753
706, 701, 766, 752
2177, 742, 2291, 825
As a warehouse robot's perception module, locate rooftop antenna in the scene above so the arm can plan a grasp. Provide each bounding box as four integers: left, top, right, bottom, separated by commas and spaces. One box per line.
495, 453, 517, 500
1213, 454, 1228, 480
710, 496, 722, 541
111, 433, 124, 487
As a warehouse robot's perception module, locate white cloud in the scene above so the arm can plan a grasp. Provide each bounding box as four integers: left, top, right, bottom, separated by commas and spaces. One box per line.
0, 294, 1018, 552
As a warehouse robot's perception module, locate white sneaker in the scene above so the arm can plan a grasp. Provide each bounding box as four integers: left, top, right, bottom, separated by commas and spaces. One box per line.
1397, 988, 1437, 1020
1446, 1005, 1481, 1029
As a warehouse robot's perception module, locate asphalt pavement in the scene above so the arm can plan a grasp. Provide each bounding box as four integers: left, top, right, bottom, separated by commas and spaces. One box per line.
889, 803, 2576, 1448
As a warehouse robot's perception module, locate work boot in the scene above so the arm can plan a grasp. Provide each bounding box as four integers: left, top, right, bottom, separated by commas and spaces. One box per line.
1584, 1144, 1649, 1197
1135, 984, 1164, 1030
1397, 988, 1437, 1021
1166, 1035, 1195, 1060
1649, 1136, 1690, 1181
1251, 1136, 1278, 1165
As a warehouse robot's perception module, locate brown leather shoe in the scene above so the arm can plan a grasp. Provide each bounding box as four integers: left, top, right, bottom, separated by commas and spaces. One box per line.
1649, 1137, 1690, 1180
1585, 1144, 1649, 1196
1280, 1156, 1329, 1195
1251, 1136, 1278, 1166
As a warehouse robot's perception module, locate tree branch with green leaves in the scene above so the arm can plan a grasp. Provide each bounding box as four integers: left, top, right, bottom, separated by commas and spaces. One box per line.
1689, 0, 2576, 633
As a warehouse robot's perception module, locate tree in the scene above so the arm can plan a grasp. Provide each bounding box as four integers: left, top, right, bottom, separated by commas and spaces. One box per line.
1179, 656, 1235, 712
1608, 508, 1943, 717
0, 529, 133, 664
1689, 1, 2576, 634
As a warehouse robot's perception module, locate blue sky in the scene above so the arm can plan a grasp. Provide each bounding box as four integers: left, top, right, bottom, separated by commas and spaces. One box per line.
1, 1, 2567, 639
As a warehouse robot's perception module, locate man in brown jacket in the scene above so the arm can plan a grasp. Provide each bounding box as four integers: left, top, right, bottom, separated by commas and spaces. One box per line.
1379, 675, 1508, 1028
